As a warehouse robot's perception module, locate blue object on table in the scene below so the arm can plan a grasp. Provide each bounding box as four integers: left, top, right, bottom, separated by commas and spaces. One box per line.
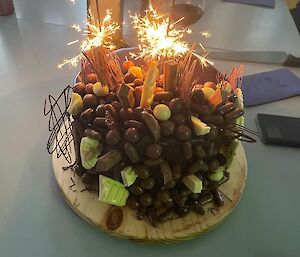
241, 68, 300, 107
223, 0, 275, 8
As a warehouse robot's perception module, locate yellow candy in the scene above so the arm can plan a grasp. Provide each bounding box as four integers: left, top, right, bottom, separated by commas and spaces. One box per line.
203, 81, 216, 89
202, 87, 215, 100
67, 93, 83, 116
128, 66, 144, 80
93, 82, 109, 97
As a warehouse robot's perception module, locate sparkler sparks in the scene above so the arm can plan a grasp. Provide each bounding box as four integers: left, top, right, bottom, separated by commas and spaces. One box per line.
130, 5, 190, 60
201, 31, 212, 38
58, 10, 120, 69
130, 5, 213, 69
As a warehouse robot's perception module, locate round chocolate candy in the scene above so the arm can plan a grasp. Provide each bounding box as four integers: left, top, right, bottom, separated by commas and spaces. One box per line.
106, 129, 121, 145
216, 154, 227, 166
85, 83, 94, 94
206, 124, 218, 140
133, 78, 143, 86
105, 92, 118, 103
84, 129, 102, 141
169, 98, 184, 114
140, 178, 155, 190
145, 144, 162, 159
86, 73, 97, 84
122, 60, 134, 72
156, 190, 171, 204
136, 206, 147, 220
152, 199, 162, 209
176, 207, 190, 217
165, 180, 176, 189
73, 82, 85, 96
74, 165, 85, 177
139, 193, 153, 207
153, 104, 171, 121
176, 125, 192, 141
80, 108, 94, 123
133, 106, 144, 121
127, 196, 140, 210
125, 127, 140, 143
119, 107, 134, 121
129, 184, 144, 195
95, 104, 106, 117
135, 165, 150, 179
191, 88, 204, 103
209, 158, 220, 172
83, 94, 98, 109
111, 101, 122, 113
160, 120, 176, 136
158, 210, 175, 222
124, 72, 136, 83
172, 114, 187, 125
191, 103, 209, 116
93, 82, 109, 97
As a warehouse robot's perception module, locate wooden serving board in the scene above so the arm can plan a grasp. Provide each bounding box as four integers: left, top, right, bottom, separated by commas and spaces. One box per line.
52, 142, 247, 243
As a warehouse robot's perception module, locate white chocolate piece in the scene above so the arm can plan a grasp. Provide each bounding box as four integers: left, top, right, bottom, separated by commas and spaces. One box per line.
235, 88, 244, 108
153, 104, 171, 121
93, 82, 109, 97
201, 87, 215, 100
67, 92, 83, 116
183, 175, 203, 193
209, 167, 224, 182
191, 116, 211, 136
121, 166, 137, 187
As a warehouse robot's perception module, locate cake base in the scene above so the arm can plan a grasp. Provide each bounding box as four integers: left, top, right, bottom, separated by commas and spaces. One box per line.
52, 142, 247, 243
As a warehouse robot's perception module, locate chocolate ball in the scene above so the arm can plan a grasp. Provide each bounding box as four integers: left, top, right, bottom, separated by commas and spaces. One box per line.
106, 129, 121, 145
135, 165, 150, 179
80, 108, 94, 123
172, 114, 187, 125
73, 82, 85, 96
129, 184, 144, 195
125, 127, 140, 143
127, 196, 140, 209
85, 83, 94, 94
146, 144, 162, 159
119, 107, 134, 121
140, 178, 155, 190
156, 190, 171, 204
111, 101, 122, 113
133, 106, 144, 121
176, 125, 192, 141
83, 94, 97, 109
124, 72, 136, 83
133, 78, 143, 86
191, 88, 204, 103
95, 104, 106, 117
160, 120, 176, 136
139, 193, 153, 207
86, 73, 97, 84
169, 98, 184, 114
84, 129, 102, 141
105, 92, 118, 103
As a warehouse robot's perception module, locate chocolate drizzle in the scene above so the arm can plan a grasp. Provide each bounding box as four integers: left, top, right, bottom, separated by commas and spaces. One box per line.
44, 86, 73, 163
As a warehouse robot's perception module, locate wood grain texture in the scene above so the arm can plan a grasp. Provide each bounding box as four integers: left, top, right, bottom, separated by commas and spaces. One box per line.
52, 142, 247, 243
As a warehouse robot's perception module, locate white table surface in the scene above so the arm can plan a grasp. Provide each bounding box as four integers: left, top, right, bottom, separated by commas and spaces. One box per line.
0, 1, 300, 257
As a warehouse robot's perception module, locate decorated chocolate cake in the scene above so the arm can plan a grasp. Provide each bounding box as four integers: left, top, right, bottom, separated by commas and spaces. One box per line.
45, 5, 255, 234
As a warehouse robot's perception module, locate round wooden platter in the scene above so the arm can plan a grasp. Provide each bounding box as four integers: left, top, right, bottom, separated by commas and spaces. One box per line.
52, 143, 247, 243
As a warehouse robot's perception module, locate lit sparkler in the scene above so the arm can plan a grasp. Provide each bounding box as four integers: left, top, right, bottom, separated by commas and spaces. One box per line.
58, 10, 120, 69
130, 5, 190, 60
130, 5, 213, 68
